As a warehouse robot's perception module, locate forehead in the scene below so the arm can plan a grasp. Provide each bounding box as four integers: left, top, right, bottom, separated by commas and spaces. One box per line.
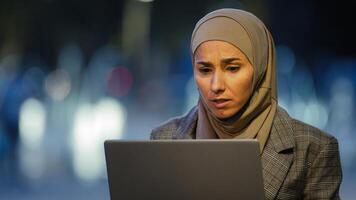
194, 40, 246, 59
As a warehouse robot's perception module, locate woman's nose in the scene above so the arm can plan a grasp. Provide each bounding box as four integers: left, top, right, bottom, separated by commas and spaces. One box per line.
211, 71, 225, 94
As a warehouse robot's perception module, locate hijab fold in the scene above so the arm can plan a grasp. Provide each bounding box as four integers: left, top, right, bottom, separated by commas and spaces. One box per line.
192, 9, 277, 152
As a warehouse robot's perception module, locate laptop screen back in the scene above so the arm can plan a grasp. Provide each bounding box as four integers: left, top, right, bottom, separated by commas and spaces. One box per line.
104, 139, 265, 200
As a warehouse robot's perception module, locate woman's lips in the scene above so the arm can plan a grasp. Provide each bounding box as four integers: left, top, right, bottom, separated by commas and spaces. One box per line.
210, 99, 231, 108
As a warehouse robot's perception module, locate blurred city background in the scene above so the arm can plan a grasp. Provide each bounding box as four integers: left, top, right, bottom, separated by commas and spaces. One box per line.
0, 0, 355, 199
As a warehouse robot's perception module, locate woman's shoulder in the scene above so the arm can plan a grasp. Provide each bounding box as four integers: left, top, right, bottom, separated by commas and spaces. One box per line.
276, 107, 342, 199
276, 106, 339, 152
150, 106, 198, 140
292, 117, 338, 146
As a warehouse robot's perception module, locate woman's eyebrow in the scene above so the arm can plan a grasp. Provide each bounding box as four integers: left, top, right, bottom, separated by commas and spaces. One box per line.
221, 57, 241, 63
195, 60, 213, 67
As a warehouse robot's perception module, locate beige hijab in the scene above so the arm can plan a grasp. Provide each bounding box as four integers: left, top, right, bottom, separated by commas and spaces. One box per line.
191, 8, 277, 152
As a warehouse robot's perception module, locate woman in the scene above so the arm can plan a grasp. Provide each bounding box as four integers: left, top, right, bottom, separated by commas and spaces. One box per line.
151, 8, 342, 199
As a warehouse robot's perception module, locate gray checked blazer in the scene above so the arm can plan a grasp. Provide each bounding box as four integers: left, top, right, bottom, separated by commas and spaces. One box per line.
150, 106, 342, 200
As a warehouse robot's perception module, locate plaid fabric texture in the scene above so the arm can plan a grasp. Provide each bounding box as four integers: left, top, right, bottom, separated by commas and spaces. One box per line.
150, 106, 342, 200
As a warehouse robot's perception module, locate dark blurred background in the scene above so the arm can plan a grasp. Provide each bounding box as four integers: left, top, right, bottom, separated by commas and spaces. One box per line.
0, 0, 355, 199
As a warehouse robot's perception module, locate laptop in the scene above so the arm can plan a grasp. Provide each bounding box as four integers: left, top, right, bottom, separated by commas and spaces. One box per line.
104, 139, 265, 200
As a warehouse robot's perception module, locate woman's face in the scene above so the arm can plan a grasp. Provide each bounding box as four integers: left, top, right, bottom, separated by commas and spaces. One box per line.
194, 40, 254, 119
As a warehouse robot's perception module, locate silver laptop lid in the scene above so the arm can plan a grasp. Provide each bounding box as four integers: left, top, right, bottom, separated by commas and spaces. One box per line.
105, 139, 265, 200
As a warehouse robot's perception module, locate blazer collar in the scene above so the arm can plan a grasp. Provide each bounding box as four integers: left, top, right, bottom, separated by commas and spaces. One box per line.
267, 106, 295, 153
174, 106, 198, 139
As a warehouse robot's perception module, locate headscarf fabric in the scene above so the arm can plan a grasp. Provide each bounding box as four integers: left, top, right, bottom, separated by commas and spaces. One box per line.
191, 8, 277, 152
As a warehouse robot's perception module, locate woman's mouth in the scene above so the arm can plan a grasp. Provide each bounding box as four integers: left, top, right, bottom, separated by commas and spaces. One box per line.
210, 99, 231, 108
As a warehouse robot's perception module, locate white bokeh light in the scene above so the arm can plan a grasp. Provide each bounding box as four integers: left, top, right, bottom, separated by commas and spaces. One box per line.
19, 98, 46, 150
19, 98, 47, 180
303, 100, 329, 129
71, 97, 126, 182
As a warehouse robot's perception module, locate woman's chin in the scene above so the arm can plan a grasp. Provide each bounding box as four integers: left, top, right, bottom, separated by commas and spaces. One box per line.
212, 110, 234, 120
211, 107, 243, 121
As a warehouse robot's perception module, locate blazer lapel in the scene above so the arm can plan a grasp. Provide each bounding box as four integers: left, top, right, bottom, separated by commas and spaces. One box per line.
261, 107, 295, 200
173, 106, 198, 139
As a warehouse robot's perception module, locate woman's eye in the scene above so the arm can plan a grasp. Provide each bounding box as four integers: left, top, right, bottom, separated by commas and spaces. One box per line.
199, 68, 212, 74
226, 65, 240, 72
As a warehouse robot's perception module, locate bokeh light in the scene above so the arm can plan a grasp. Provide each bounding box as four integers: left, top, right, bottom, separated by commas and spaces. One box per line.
106, 66, 133, 97
44, 69, 72, 101
71, 97, 126, 182
18, 98, 46, 180
19, 98, 46, 150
